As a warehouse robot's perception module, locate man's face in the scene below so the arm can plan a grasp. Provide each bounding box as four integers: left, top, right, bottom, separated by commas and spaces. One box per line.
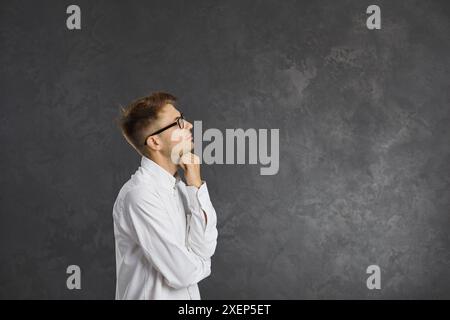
153, 103, 193, 161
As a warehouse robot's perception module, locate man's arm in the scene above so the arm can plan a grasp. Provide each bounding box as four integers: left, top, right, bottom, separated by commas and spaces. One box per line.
185, 182, 218, 259
124, 189, 211, 290
179, 153, 218, 260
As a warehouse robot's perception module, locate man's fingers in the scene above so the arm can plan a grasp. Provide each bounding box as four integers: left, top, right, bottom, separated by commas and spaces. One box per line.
180, 152, 200, 166
188, 153, 200, 164
178, 161, 186, 171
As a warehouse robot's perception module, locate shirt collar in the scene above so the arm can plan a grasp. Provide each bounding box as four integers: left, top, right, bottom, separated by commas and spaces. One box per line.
140, 155, 181, 191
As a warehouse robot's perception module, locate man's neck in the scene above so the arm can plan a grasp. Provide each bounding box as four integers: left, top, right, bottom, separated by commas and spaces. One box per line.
147, 153, 178, 177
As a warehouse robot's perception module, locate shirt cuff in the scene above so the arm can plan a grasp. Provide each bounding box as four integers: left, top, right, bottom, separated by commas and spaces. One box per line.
186, 181, 213, 217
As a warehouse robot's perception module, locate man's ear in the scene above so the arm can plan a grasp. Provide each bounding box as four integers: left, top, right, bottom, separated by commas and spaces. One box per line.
145, 135, 162, 151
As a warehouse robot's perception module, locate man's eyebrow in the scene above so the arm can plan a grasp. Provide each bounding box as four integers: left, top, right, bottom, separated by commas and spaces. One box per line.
173, 113, 182, 121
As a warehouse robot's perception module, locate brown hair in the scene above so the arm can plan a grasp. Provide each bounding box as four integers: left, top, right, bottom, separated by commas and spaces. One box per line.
116, 91, 177, 156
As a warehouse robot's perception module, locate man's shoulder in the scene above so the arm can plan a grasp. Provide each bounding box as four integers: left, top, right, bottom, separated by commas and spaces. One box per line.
115, 169, 161, 204
124, 178, 160, 199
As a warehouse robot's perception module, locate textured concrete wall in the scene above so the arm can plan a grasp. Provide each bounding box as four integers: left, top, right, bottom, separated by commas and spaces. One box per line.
1, 0, 449, 299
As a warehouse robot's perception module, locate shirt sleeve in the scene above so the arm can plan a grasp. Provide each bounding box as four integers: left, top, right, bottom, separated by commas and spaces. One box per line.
123, 188, 211, 290
185, 181, 218, 259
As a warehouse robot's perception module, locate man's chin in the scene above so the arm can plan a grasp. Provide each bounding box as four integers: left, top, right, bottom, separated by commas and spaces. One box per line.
176, 144, 194, 157
184, 140, 194, 153
169, 141, 194, 164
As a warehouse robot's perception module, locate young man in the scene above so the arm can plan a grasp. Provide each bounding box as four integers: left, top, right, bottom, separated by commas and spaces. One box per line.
113, 92, 218, 300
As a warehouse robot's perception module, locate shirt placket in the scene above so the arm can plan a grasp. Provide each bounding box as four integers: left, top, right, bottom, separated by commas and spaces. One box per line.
172, 183, 194, 300
171, 183, 187, 246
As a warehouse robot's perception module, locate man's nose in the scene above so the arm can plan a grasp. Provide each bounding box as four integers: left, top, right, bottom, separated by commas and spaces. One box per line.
185, 120, 193, 130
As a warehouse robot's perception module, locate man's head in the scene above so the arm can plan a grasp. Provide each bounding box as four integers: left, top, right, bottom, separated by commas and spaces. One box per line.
117, 92, 193, 163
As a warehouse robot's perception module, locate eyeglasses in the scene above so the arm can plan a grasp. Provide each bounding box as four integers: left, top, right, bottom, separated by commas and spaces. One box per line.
144, 113, 185, 145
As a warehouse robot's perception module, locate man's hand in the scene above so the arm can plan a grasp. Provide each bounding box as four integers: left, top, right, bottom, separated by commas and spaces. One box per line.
178, 152, 202, 188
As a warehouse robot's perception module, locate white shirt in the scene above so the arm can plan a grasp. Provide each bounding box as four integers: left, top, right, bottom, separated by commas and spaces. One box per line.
112, 155, 218, 300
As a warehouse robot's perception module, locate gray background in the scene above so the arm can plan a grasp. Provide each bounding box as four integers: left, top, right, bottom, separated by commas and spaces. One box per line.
1, 0, 449, 299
